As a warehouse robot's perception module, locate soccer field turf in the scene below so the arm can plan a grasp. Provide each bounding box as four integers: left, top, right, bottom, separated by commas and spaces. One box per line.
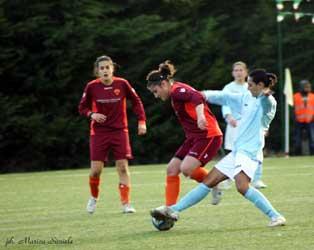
1, 156, 314, 250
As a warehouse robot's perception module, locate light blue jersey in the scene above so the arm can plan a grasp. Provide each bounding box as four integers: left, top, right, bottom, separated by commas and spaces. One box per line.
221, 81, 248, 120
203, 91, 276, 161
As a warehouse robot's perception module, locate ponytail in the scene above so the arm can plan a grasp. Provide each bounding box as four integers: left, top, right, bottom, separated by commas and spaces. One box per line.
249, 69, 277, 88
147, 60, 176, 87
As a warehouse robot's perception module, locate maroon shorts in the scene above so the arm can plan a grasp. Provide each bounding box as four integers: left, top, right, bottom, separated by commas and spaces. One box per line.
90, 129, 133, 162
174, 136, 222, 166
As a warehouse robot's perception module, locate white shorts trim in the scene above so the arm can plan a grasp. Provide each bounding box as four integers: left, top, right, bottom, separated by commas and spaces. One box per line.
215, 152, 260, 180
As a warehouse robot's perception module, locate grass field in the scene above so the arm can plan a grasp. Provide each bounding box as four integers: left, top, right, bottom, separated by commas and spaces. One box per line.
1, 156, 314, 250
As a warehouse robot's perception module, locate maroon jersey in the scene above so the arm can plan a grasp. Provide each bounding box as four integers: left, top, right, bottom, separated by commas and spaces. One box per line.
170, 82, 222, 139
79, 77, 146, 135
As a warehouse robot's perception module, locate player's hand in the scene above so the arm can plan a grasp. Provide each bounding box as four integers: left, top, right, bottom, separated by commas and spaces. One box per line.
138, 122, 147, 135
91, 113, 107, 123
226, 115, 237, 127
197, 115, 208, 130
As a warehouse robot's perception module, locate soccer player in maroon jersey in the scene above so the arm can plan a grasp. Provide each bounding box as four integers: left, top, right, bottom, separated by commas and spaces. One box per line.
79, 55, 146, 214
146, 60, 222, 206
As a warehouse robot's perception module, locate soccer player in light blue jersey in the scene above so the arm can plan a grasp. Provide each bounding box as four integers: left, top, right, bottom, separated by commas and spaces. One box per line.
151, 69, 286, 228
220, 61, 267, 191
221, 61, 248, 152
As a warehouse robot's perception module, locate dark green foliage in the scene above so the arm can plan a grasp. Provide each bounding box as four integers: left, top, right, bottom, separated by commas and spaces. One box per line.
0, 0, 313, 172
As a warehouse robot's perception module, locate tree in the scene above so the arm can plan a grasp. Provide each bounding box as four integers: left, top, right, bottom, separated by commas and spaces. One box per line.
1, 0, 313, 172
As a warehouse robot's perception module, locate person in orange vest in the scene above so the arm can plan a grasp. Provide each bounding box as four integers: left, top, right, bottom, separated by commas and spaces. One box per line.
293, 80, 314, 155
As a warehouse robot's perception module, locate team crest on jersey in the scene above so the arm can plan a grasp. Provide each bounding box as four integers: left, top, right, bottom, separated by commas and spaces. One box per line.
114, 89, 121, 96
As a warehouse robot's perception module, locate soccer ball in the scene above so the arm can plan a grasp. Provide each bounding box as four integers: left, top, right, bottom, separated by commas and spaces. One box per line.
151, 217, 175, 231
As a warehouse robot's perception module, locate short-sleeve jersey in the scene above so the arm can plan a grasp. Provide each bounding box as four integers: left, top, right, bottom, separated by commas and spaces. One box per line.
170, 82, 222, 139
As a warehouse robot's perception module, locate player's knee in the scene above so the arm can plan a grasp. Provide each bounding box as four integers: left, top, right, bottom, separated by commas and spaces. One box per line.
167, 168, 180, 176
90, 169, 101, 177
180, 165, 193, 177
235, 182, 247, 195
116, 162, 129, 176
166, 161, 181, 176
90, 162, 102, 177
